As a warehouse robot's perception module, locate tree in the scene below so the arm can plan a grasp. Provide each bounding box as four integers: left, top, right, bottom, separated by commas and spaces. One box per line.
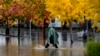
23, 0, 48, 46
1, 0, 13, 35
45, 0, 75, 47
45, 0, 96, 47
23, 0, 48, 28
87, 0, 100, 32
0, 0, 15, 46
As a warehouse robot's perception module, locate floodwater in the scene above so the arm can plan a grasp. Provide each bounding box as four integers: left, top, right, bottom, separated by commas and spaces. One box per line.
0, 30, 85, 56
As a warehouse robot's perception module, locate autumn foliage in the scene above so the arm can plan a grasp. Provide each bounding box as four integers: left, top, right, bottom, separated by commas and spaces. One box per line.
0, 0, 100, 29
45, 0, 100, 31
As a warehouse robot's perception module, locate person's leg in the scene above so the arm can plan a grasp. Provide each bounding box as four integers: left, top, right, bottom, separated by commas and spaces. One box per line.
45, 43, 49, 48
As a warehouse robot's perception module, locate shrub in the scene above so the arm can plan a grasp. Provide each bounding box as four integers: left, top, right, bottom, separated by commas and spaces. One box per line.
87, 36, 94, 42
86, 41, 100, 56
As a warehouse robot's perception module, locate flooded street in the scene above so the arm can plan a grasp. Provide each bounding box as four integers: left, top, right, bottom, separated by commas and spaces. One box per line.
0, 30, 85, 56
2, 28, 100, 56
0, 0, 99, 56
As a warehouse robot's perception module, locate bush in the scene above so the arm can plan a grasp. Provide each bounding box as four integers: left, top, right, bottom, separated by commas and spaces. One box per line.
86, 41, 100, 56
87, 36, 94, 42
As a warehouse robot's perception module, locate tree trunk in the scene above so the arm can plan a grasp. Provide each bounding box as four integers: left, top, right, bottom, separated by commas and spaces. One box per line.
62, 21, 67, 41
93, 28, 95, 41
69, 23, 73, 47
5, 17, 10, 35
83, 16, 88, 46
43, 19, 46, 45
6, 27, 10, 35
18, 19, 20, 47
29, 20, 32, 45
5, 18, 10, 46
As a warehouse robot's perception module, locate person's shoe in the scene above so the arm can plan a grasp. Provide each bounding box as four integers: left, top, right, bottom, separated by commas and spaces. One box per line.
45, 44, 49, 48
54, 44, 58, 48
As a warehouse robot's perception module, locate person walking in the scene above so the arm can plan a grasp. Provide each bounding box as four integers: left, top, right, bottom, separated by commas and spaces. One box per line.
45, 22, 59, 48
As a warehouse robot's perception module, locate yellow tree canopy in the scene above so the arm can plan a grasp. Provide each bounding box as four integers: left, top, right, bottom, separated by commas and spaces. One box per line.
45, 0, 74, 26
71, 0, 95, 23
87, 0, 100, 31
45, 0, 97, 27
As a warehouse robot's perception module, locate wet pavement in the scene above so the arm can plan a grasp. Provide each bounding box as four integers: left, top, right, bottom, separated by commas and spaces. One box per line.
0, 28, 100, 56
0, 31, 85, 56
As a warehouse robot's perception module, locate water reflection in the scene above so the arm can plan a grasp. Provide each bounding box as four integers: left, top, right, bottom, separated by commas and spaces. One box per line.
70, 50, 72, 56
0, 31, 85, 56
5, 36, 11, 46
47, 49, 58, 56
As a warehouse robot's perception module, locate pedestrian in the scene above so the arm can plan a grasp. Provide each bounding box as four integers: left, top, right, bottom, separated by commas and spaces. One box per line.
83, 30, 87, 46
45, 23, 59, 48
